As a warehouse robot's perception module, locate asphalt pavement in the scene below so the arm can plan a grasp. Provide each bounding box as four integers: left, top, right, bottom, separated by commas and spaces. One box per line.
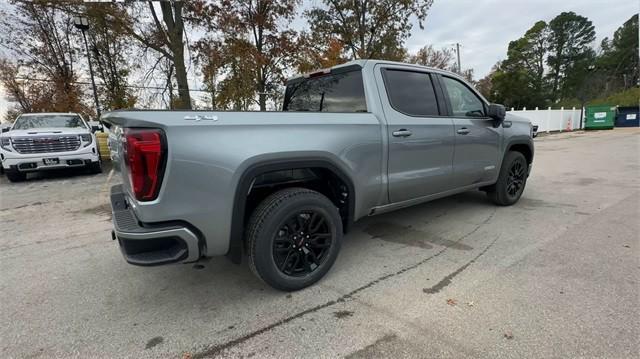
1, 128, 638, 358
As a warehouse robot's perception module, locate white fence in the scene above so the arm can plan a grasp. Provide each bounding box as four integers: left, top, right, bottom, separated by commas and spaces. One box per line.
508, 107, 584, 132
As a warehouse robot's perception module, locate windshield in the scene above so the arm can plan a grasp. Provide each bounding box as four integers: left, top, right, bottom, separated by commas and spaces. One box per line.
283, 69, 367, 112
12, 115, 87, 130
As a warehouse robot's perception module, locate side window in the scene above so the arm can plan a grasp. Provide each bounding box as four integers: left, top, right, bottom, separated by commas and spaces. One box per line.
383, 69, 439, 117
441, 76, 485, 117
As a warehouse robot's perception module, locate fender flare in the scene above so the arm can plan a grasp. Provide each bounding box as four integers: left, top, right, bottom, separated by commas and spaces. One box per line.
504, 138, 534, 161
500, 138, 534, 175
227, 157, 356, 264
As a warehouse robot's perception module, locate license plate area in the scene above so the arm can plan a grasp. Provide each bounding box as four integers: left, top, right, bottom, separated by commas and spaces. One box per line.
43, 158, 60, 166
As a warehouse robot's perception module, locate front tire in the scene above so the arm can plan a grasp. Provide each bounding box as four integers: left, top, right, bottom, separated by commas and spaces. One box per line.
88, 159, 102, 174
6, 169, 27, 182
246, 188, 343, 291
486, 151, 528, 206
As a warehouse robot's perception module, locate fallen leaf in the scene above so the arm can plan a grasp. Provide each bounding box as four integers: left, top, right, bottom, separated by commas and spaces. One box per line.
504, 331, 514, 340
446, 298, 457, 306
182, 353, 193, 359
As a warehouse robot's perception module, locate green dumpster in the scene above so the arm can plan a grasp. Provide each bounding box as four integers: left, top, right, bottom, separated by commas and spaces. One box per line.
585, 105, 616, 130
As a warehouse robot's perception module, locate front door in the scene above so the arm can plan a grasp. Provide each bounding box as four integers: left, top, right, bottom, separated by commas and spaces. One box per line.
439, 75, 501, 188
376, 66, 456, 204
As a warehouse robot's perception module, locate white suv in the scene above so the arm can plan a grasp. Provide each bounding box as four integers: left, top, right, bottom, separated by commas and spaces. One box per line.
0, 113, 102, 182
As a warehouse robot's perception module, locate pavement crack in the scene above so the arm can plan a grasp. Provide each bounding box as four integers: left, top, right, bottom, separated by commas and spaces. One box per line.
192, 209, 497, 358
0, 201, 46, 212
423, 235, 499, 294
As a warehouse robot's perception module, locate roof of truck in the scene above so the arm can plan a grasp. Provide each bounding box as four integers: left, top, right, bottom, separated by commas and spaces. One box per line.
288, 59, 457, 82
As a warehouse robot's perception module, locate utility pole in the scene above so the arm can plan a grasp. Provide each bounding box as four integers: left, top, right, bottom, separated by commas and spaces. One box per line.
455, 43, 462, 73
73, 15, 101, 119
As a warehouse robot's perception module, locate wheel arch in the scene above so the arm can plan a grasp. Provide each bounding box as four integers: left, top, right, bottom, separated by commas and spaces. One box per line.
505, 140, 534, 166
227, 156, 356, 264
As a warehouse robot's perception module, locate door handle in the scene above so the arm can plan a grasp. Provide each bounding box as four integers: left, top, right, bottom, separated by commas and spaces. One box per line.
456, 128, 470, 135
392, 129, 412, 137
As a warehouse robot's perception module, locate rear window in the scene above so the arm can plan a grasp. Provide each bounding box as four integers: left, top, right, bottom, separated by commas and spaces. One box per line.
283, 70, 367, 113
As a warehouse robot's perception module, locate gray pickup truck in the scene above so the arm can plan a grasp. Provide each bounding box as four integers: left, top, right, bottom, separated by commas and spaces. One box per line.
104, 60, 533, 291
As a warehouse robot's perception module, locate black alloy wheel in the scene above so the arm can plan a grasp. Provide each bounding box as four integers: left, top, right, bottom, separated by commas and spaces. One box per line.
506, 159, 526, 198
273, 211, 332, 276
486, 151, 528, 206
247, 187, 343, 291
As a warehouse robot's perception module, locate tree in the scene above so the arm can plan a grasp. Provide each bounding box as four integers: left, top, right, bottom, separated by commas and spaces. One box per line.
225, 0, 298, 111
121, 1, 192, 109
547, 12, 596, 102
216, 42, 259, 111
306, 0, 434, 61
597, 14, 639, 91
407, 45, 454, 69
193, 37, 257, 111
490, 61, 532, 109
491, 21, 550, 108
460, 68, 475, 84
476, 66, 495, 100
198, 0, 299, 111
193, 39, 225, 110
84, 3, 137, 110
0, 0, 90, 117
0, 59, 38, 118
513, 21, 548, 103
295, 33, 349, 73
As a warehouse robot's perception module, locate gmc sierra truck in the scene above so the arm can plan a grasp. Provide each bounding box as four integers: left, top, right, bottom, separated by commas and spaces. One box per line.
1, 113, 103, 181
104, 60, 534, 291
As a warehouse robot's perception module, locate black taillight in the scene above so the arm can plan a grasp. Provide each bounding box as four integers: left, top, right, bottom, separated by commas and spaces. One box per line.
124, 128, 166, 201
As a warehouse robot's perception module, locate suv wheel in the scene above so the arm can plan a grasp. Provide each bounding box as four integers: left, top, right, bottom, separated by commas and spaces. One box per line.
246, 187, 343, 291
6, 169, 27, 182
486, 151, 528, 206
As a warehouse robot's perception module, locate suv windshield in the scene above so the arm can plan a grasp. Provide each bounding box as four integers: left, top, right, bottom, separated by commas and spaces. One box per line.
12, 115, 86, 130
283, 68, 367, 112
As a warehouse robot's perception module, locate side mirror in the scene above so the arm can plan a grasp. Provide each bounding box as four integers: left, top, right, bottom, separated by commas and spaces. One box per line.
91, 124, 103, 133
1, 127, 9, 133
488, 103, 506, 122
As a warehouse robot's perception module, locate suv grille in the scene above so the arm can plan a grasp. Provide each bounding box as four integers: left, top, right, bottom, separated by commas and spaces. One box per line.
12, 135, 81, 154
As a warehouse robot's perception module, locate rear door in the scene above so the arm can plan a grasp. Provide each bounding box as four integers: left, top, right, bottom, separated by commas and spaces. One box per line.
375, 65, 456, 203
438, 75, 501, 188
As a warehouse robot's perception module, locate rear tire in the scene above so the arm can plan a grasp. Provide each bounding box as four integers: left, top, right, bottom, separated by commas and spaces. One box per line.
6, 169, 26, 182
246, 187, 343, 291
486, 151, 528, 206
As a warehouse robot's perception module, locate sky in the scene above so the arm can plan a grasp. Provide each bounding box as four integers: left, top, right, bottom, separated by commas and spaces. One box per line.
404, 0, 638, 78
0, 0, 637, 120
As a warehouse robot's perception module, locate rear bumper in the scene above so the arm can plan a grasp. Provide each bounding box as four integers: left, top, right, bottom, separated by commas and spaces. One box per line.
110, 184, 201, 266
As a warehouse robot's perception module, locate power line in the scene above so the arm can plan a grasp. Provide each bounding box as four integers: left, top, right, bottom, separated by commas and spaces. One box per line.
14, 76, 212, 93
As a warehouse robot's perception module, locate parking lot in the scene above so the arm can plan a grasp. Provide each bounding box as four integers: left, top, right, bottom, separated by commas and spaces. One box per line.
1, 128, 638, 358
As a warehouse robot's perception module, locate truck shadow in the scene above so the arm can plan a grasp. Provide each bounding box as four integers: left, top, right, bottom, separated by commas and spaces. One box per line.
63, 189, 502, 355
105, 190, 495, 315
